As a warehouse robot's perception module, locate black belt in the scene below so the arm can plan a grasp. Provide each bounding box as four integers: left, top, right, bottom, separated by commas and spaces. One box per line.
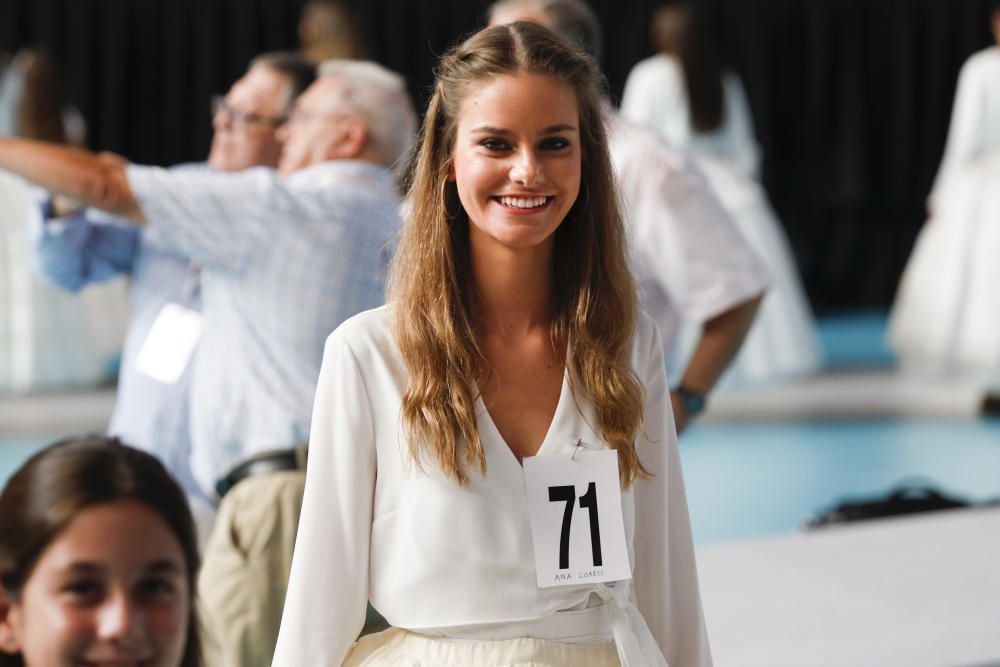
214, 448, 303, 501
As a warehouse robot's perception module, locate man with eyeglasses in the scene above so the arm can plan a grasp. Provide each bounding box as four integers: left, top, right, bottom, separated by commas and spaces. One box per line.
26, 53, 314, 534
27, 52, 312, 511
0, 59, 417, 667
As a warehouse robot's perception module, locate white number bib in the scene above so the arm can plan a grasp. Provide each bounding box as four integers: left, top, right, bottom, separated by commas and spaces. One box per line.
134, 303, 202, 384
523, 448, 632, 588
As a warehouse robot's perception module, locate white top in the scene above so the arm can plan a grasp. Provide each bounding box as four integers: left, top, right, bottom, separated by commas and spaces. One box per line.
620, 54, 760, 179
929, 47, 1000, 207
605, 104, 770, 377
273, 307, 712, 666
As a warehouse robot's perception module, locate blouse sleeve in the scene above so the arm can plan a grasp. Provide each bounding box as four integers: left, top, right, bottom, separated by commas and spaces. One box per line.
272, 331, 377, 666
632, 318, 713, 666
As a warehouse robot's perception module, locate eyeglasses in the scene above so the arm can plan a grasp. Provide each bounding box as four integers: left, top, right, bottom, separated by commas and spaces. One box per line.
211, 95, 287, 129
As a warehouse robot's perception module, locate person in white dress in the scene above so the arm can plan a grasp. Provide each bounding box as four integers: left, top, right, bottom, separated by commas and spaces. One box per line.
887, 5, 1000, 377
621, 2, 822, 387
0, 48, 126, 393
273, 22, 711, 667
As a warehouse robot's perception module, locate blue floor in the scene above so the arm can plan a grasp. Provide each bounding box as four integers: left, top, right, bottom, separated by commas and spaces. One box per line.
816, 309, 896, 368
680, 419, 1000, 545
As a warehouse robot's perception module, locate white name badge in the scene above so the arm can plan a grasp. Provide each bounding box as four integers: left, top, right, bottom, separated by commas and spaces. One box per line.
134, 303, 202, 384
523, 448, 632, 588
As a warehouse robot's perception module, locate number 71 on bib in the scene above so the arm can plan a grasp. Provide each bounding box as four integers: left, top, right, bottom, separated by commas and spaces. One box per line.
523, 449, 632, 588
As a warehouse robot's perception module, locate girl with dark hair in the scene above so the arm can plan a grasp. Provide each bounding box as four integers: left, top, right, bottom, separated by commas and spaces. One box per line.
622, 2, 822, 388
0, 437, 202, 667
274, 21, 711, 667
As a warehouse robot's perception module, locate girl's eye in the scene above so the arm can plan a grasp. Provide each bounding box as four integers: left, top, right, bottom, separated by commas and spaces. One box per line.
61, 580, 102, 604
540, 137, 571, 150
137, 577, 178, 601
479, 138, 510, 152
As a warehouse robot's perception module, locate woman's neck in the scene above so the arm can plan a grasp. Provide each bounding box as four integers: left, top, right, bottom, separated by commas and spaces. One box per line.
470, 240, 554, 338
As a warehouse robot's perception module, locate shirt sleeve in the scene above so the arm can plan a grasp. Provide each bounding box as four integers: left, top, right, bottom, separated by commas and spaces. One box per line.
126, 164, 275, 270
625, 135, 769, 325
272, 331, 377, 666
34, 204, 140, 292
632, 317, 713, 666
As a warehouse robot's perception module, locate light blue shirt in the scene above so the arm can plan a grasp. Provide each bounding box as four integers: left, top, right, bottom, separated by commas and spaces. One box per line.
127, 160, 401, 496
35, 197, 205, 503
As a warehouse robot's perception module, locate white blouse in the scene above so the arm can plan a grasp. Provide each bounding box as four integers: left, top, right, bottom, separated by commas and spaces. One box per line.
272, 307, 712, 666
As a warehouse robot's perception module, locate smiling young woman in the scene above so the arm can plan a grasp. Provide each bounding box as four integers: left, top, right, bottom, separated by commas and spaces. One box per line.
273, 21, 712, 667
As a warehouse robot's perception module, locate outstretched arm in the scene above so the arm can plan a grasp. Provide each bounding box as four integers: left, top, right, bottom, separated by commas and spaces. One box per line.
0, 138, 144, 222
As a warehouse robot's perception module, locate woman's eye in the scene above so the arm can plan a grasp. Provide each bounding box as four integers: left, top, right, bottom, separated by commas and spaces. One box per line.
479, 138, 510, 152
540, 137, 570, 150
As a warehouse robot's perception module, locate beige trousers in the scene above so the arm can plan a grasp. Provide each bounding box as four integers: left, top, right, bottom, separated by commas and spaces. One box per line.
198, 469, 305, 667
343, 628, 622, 667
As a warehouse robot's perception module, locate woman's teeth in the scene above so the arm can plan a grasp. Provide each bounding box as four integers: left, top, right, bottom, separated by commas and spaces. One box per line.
499, 196, 547, 209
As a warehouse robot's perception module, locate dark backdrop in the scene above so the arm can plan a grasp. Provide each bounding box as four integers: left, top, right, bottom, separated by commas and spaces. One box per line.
1, 0, 997, 312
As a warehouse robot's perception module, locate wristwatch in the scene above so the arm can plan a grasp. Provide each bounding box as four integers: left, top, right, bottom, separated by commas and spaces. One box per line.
673, 384, 707, 417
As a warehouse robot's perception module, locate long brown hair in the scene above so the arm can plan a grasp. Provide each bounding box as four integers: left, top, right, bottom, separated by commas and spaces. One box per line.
389, 21, 647, 487
652, 2, 725, 134
0, 437, 202, 667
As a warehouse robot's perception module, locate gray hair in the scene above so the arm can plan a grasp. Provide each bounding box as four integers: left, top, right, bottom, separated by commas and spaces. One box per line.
317, 59, 417, 179
488, 0, 603, 61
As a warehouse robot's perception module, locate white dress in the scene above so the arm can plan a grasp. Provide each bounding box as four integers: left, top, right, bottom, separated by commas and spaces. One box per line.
621, 54, 822, 386
272, 307, 712, 666
888, 47, 1000, 376
0, 171, 128, 392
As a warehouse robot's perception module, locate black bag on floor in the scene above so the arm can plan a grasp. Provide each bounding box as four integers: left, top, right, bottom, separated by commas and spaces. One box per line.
805, 481, 971, 529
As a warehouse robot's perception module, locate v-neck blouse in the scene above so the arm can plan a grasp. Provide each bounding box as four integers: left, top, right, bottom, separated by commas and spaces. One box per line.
273, 306, 712, 666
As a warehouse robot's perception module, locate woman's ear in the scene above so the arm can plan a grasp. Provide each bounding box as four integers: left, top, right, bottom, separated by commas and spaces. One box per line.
446, 159, 456, 182
0, 589, 22, 655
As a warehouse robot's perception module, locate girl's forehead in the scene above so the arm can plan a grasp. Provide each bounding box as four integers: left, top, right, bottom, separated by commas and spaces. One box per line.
31, 500, 187, 575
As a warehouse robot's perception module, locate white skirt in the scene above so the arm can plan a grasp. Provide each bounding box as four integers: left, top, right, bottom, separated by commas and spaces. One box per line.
342, 628, 621, 667
888, 153, 1000, 378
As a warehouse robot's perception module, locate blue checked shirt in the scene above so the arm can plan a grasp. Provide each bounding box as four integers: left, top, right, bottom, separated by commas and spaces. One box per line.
126, 160, 400, 496
35, 188, 205, 504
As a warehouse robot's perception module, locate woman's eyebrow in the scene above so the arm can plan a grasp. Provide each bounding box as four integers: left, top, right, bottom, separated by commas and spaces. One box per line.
469, 123, 578, 136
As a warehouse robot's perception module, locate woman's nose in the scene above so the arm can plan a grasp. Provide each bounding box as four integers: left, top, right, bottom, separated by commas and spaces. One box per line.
509, 149, 541, 186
